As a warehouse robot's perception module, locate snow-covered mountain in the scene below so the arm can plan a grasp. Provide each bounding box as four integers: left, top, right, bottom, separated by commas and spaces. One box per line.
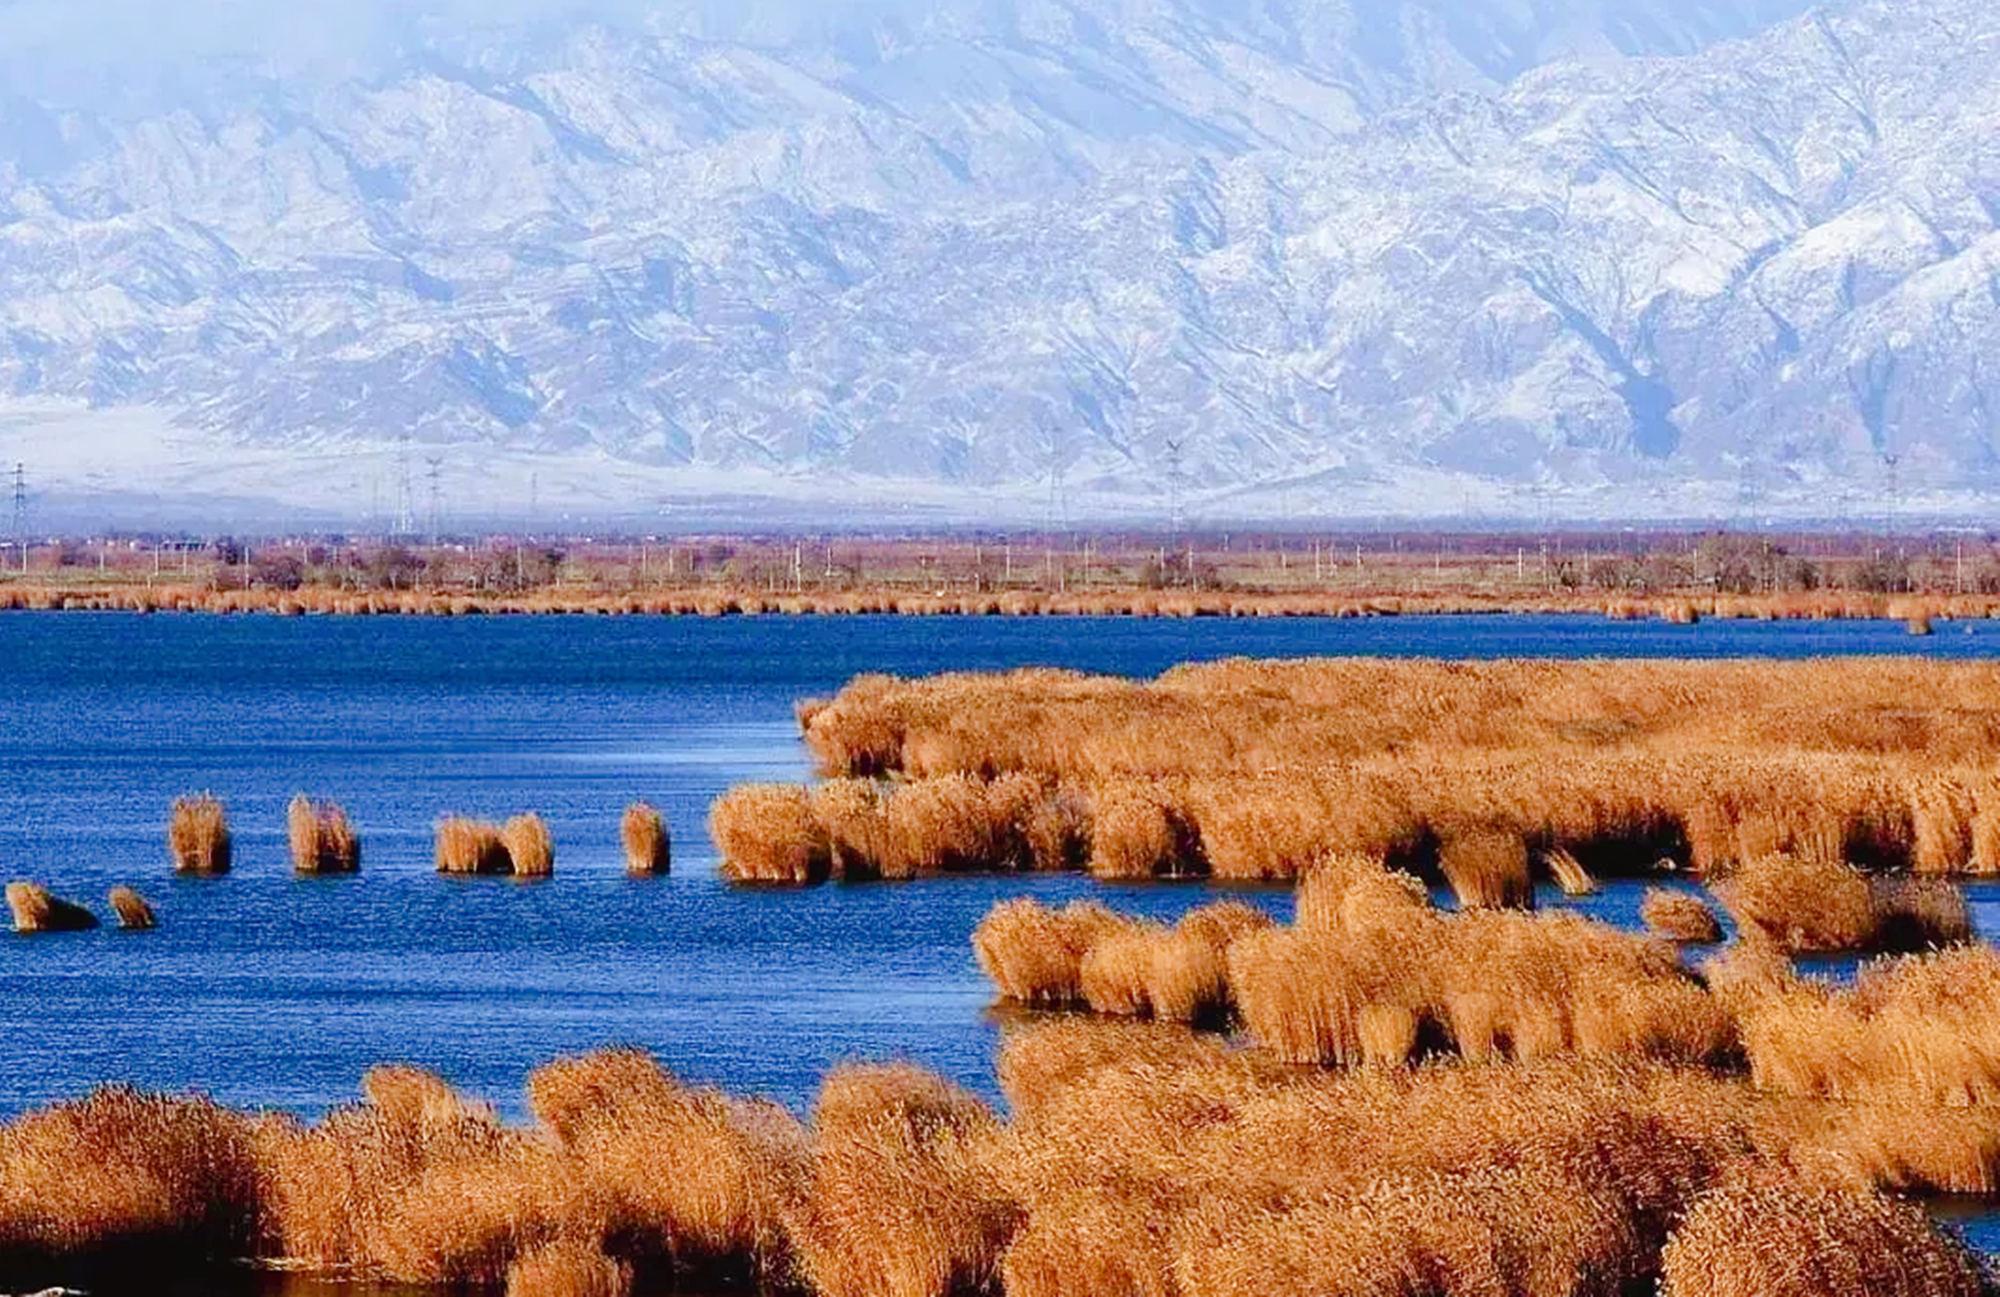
0, 0, 1993, 527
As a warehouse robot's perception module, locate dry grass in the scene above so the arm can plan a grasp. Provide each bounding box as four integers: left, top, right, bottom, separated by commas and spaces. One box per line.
1736, 945, 2000, 1110
506, 1238, 633, 1297
790, 1064, 1019, 1297
973, 899, 1140, 1006
710, 785, 831, 884
6, 881, 98, 933
1222, 863, 1728, 1069
1642, 888, 1724, 944
503, 814, 556, 877
0, 1087, 264, 1268
5, 1034, 1999, 1291
524, 1048, 803, 1284
969, 861, 1728, 1073
620, 802, 670, 876
1543, 846, 1598, 896
287, 795, 360, 874
726, 658, 2000, 891
1659, 1174, 1985, 1296
435, 816, 512, 875
1438, 826, 1533, 909
168, 794, 231, 875
1717, 854, 1973, 953
107, 886, 156, 930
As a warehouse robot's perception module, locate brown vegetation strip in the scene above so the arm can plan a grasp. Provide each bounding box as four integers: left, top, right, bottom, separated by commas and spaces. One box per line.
712, 659, 2000, 885
5, 1032, 1998, 1297
5, 577, 1997, 627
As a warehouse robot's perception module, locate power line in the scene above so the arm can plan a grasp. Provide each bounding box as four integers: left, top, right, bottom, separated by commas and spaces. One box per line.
10, 462, 25, 573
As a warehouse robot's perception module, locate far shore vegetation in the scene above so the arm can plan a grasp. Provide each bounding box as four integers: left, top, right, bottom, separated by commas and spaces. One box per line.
1, 528, 1995, 622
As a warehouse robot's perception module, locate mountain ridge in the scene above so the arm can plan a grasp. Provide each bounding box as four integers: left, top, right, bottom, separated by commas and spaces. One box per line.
1, 0, 1994, 527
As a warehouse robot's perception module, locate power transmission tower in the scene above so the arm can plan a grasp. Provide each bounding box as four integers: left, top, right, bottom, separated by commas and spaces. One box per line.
10, 462, 25, 573
1882, 452, 1902, 538
393, 434, 415, 537
425, 456, 445, 544
1164, 438, 1184, 551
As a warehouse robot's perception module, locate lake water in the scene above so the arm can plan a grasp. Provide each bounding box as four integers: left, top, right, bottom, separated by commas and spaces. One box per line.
5, 610, 2000, 1122
8, 610, 2000, 1269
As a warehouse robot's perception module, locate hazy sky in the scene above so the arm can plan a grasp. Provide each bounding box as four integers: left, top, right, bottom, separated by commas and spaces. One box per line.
0, 0, 1820, 108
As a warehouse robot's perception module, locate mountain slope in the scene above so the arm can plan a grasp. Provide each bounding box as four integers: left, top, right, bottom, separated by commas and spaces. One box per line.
1, 0, 1992, 525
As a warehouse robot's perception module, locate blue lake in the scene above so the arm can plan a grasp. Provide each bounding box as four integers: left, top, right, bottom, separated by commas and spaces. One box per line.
2, 610, 1999, 1126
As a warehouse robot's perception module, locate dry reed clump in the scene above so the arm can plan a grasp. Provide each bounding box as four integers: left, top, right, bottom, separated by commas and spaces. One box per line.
710, 785, 830, 884
257, 1065, 585, 1284
748, 658, 2000, 889
107, 886, 156, 930
973, 898, 1140, 1006
0, 1087, 265, 1269
434, 816, 513, 875
287, 795, 360, 873
1659, 1174, 1985, 1297
993, 1018, 1271, 1117
1294, 853, 1432, 935
168, 794, 231, 874
525, 1048, 804, 1284
789, 1064, 1020, 1297
1543, 846, 1599, 896
620, 802, 670, 876
1716, 854, 1972, 952
1641, 888, 1724, 944
503, 814, 556, 877
1735, 944, 2000, 1109
1437, 825, 1533, 909
998, 1047, 1777, 1297
1223, 860, 1729, 1069
811, 774, 1049, 880
1087, 782, 1204, 879
5, 881, 99, 933
506, 1238, 633, 1297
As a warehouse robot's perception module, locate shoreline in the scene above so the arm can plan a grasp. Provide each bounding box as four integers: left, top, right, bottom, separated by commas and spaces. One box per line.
0, 580, 1989, 624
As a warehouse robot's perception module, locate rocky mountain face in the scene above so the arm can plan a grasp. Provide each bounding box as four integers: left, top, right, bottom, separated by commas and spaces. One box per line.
0, 0, 1993, 526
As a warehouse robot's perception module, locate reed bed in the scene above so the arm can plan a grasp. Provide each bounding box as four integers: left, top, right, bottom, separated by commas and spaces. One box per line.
505, 1238, 633, 1297
18, 574, 1999, 628
106, 886, 156, 930
7, 1034, 2000, 1293
435, 817, 513, 875
798, 658, 2000, 781
721, 698, 2000, 889
620, 802, 670, 876
5, 881, 98, 933
790, 1064, 1018, 1297
976, 864, 1733, 1073
1641, 888, 1724, 944
287, 795, 360, 874
1658, 1175, 1985, 1296
503, 815, 556, 877
168, 794, 231, 874
1716, 854, 1973, 953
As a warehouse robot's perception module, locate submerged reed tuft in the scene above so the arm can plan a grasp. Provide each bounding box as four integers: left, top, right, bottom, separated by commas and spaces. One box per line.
169, 794, 231, 874
5, 882, 98, 933
1641, 888, 1724, 944
287, 795, 360, 874
435, 817, 512, 875
107, 886, 156, 930
620, 802, 671, 876
710, 785, 830, 884
503, 814, 556, 877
